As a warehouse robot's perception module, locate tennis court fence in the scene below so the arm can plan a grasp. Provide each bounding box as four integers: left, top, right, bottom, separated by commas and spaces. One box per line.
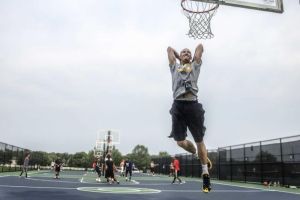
0, 142, 35, 172
153, 135, 300, 187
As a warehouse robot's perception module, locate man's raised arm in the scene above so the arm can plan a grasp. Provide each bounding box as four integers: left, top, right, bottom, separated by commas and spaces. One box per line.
193, 43, 204, 64
167, 46, 180, 65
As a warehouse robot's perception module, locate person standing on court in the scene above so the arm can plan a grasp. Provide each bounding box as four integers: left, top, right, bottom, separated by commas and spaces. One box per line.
171, 156, 182, 184
53, 158, 64, 179
167, 44, 212, 193
124, 158, 133, 181
150, 161, 155, 176
105, 154, 119, 184
19, 153, 30, 178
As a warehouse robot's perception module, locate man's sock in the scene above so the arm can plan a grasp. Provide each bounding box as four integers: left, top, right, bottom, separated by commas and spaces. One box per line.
202, 164, 208, 175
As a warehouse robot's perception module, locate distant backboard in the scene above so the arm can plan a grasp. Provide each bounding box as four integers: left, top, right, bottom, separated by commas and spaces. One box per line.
192, 0, 284, 13
98, 130, 120, 144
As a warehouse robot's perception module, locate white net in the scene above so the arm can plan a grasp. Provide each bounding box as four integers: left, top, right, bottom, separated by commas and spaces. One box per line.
181, 0, 219, 39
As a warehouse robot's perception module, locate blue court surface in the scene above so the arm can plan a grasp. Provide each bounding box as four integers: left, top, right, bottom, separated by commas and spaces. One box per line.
0, 170, 299, 200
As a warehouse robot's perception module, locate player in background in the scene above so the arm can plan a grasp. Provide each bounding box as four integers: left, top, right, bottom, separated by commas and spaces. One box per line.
19, 153, 30, 178
105, 154, 119, 184
124, 158, 134, 181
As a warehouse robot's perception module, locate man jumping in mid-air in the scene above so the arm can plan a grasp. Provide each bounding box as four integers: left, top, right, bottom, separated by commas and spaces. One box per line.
167, 44, 212, 193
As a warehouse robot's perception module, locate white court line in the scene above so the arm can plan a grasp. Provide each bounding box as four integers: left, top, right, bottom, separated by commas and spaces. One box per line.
131, 180, 140, 184
0, 184, 75, 190
162, 189, 263, 193
211, 181, 300, 196
0, 185, 263, 193
4, 176, 299, 195
26, 177, 82, 184
138, 182, 186, 186
0, 184, 292, 195
26, 177, 135, 186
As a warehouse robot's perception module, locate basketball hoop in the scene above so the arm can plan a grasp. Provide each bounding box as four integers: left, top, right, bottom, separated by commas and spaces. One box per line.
181, 0, 219, 39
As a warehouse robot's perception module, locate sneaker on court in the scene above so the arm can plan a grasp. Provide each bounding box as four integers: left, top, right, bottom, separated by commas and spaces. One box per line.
202, 174, 211, 193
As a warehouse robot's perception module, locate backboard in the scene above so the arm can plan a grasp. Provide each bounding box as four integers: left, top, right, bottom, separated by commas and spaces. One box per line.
192, 0, 283, 13
94, 129, 120, 158
97, 129, 120, 145
181, 0, 284, 39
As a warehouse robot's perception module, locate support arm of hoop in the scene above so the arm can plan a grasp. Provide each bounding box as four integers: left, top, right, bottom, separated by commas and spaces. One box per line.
193, 43, 204, 64
167, 46, 180, 65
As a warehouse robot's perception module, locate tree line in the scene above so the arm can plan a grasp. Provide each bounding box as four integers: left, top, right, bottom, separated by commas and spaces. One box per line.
28, 145, 169, 171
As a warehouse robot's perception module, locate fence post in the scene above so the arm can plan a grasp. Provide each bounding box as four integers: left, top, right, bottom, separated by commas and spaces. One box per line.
230, 146, 232, 181
218, 148, 220, 180
260, 141, 263, 183
279, 138, 285, 186
184, 153, 188, 177
243, 144, 246, 183
191, 153, 194, 177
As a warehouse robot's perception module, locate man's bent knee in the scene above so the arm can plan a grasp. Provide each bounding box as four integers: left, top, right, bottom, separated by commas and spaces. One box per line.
177, 140, 185, 147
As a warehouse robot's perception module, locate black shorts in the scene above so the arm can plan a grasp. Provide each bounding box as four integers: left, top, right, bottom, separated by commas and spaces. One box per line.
125, 169, 132, 176
169, 100, 206, 143
150, 167, 155, 173
95, 167, 101, 176
105, 169, 114, 178
55, 167, 61, 172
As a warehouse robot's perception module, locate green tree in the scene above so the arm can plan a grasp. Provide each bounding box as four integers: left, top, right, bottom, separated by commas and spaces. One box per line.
151, 151, 170, 160
129, 145, 151, 171
55, 152, 71, 166
254, 150, 278, 163
48, 152, 58, 163
30, 151, 50, 166
158, 151, 170, 157
87, 150, 95, 167
111, 147, 123, 166
69, 152, 89, 168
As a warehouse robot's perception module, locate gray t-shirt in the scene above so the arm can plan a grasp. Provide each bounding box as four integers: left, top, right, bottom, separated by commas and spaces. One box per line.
169, 61, 202, 100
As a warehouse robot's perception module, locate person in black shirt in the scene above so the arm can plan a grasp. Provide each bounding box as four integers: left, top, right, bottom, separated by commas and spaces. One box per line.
94, 161, 102, 182
54, 159, 62, 179
124, 158, 134, 181
105, 154, 119, 184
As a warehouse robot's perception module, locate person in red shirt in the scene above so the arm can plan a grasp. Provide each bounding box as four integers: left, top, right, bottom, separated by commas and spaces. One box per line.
171, 156, 182, 184
92, 161, 96, 171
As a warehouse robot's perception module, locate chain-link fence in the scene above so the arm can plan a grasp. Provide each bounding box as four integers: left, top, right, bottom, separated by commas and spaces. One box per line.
0, 142, 33, 172
153, 135, 300, 186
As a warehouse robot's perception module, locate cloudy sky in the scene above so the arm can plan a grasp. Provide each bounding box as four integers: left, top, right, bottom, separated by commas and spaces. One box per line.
0, 0, 299, 155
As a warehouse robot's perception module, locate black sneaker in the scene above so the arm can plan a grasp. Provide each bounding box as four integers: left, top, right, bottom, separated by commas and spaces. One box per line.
202, 174, 211, 193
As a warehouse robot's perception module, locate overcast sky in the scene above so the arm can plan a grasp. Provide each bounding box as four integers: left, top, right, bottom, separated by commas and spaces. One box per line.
0, 0, 300, 155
